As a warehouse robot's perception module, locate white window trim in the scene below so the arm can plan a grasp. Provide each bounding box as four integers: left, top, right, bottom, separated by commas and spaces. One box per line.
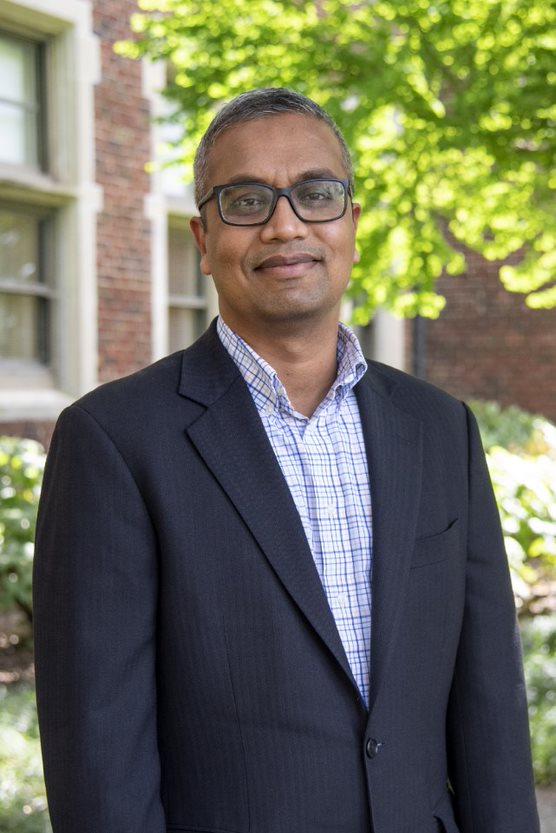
365, 309, 406, 370
0, 0, 102, 422
143, 60, 217, 362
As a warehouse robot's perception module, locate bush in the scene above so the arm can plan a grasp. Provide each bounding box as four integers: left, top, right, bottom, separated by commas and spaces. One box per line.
0, 437, 45, 623
468, 400, 554, 456
521, 614, 556, 785
0, 682, 51, 832
470, 402, 556, 783
469, 402, 556, 615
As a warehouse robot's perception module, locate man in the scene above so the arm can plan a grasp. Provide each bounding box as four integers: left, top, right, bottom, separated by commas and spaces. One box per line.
34, 88, 539, 833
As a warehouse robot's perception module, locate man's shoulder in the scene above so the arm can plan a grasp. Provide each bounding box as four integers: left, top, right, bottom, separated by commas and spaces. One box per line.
74, 349, 186, 419
71, 322, 231, 421
361, 359, 467, 424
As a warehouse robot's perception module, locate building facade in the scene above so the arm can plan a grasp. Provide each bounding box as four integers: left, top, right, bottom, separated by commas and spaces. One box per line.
0, 0, 220, 446
413, 248, 556, 421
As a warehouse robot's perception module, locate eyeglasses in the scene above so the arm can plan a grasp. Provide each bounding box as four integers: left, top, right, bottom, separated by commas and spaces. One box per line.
197, 178, 350, 226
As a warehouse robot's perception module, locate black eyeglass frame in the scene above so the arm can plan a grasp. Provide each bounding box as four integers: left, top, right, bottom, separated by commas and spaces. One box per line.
197, 178, 351, 227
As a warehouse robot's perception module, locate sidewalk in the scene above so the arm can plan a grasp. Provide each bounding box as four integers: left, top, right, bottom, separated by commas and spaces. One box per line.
538, 787, 556, 833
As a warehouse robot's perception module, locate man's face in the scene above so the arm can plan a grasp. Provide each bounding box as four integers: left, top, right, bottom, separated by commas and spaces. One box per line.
190, 113, 360, 338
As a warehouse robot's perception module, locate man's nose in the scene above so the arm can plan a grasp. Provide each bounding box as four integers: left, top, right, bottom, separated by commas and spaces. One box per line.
259, 195, 308, 241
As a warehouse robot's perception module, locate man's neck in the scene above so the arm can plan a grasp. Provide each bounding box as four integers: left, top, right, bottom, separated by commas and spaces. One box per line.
224, 317, 339, 418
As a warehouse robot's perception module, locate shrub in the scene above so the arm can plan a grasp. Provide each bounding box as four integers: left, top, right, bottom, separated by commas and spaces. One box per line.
0, 682, 51, 832
0, 437, 45, 623
521, 614, 556, 785
471, 402, 556, 783
469, 402, 556, 616
469, 400, 555, 457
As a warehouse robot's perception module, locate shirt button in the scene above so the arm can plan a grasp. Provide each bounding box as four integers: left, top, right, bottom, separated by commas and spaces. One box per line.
365, 738, 381, 759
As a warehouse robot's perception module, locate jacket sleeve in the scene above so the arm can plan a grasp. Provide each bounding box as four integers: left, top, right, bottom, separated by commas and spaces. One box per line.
33, 404, 166, 833
446, 404, 539, 833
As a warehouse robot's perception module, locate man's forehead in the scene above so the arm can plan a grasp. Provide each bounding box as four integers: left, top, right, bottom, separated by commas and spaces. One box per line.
206, 113, 346, 182
222, 167, 341, 186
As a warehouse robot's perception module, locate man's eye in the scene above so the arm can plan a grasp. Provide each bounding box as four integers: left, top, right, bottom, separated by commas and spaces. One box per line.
297, 186, 335, 203
226, 190, 268, 213
234, 196, 263, 208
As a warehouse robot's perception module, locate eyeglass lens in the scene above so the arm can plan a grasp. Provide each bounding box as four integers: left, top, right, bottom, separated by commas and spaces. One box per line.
219, 179, 346, 224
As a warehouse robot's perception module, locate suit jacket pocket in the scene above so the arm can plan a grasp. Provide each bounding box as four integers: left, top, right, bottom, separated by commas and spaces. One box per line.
411, 518, 459, 568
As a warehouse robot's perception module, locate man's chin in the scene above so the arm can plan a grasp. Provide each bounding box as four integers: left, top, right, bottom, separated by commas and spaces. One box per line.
253, 299, 341, 330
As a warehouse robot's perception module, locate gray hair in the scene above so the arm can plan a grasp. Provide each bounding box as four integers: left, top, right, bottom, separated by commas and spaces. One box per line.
193, 87, 354, 207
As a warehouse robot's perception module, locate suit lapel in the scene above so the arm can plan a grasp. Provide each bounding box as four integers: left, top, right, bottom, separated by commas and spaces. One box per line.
178, 326, 424, 712
355, 371, 423, 712
178, 324, 358, 692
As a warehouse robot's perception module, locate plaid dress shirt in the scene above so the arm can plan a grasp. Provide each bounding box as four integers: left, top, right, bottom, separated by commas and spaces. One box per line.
217, 317, 373, 705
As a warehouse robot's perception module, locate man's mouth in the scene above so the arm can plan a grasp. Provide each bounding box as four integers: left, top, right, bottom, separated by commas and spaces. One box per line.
255, 253, 321, 276
257, 253, 317, 268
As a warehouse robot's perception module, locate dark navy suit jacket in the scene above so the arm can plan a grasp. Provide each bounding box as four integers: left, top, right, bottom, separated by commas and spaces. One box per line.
34, 321, 539, 833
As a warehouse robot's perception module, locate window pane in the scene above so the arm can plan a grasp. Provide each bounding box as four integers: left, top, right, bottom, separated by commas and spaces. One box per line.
169, 308, 205, 353
168, 227, 203, 297
0, 211, 39, 283
0, 34, 40, 167
0, 35, 36, 101
0, 208, 51, 365
0, 292, 45, 359
0, 101, 37, 166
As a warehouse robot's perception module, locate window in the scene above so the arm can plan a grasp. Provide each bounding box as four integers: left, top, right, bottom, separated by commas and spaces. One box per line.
0, 1, 100, 420
0, 205, 54, 373
167, 220, 207, 352
0, 32, 53, 384
0, 31, 44, 170
0, 29, 54, 388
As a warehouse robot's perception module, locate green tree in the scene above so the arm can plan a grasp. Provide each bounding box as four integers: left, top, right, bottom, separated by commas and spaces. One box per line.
117, 0, 555, 321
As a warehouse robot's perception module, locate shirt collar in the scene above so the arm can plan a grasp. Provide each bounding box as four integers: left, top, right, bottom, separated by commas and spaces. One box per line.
217, 316, 367, 419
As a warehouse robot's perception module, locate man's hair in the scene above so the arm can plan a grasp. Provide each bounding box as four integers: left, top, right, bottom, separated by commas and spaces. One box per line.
193, 87, 354, 207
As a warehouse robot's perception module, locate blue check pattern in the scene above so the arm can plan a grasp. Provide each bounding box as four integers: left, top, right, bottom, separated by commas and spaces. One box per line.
217, 317, 373, 705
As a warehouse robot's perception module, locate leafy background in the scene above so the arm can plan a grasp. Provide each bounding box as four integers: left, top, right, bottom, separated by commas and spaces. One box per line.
116, 0, 556, 320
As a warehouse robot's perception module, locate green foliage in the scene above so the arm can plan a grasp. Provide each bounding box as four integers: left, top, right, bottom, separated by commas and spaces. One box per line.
468, 400, 549, 454
0, 683, 51, 832
0, 438, 46, 622
470, 401, 556, 615
521, 615, 556, 784
116, 0, 555, 319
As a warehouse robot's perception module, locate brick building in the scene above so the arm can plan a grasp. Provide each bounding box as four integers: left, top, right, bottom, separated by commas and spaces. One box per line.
1, 0, 554, 449
0, 0, 220, 447
411, 250, 556, 421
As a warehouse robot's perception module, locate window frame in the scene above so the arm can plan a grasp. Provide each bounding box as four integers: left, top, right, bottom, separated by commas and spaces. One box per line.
0, 200, 56, 370
0, 29, 47, 172
0, 0, 101, 422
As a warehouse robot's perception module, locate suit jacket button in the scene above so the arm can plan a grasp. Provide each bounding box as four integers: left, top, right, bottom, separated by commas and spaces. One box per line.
366, 738, 381, 759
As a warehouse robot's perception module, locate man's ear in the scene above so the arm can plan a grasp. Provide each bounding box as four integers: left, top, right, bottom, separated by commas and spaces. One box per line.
190, 216, 212, 276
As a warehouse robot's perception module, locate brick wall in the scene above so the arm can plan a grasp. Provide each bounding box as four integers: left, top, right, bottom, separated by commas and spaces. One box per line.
94, 0, 152, 383
411, 251, 556, 422
0, 421, 55, 449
